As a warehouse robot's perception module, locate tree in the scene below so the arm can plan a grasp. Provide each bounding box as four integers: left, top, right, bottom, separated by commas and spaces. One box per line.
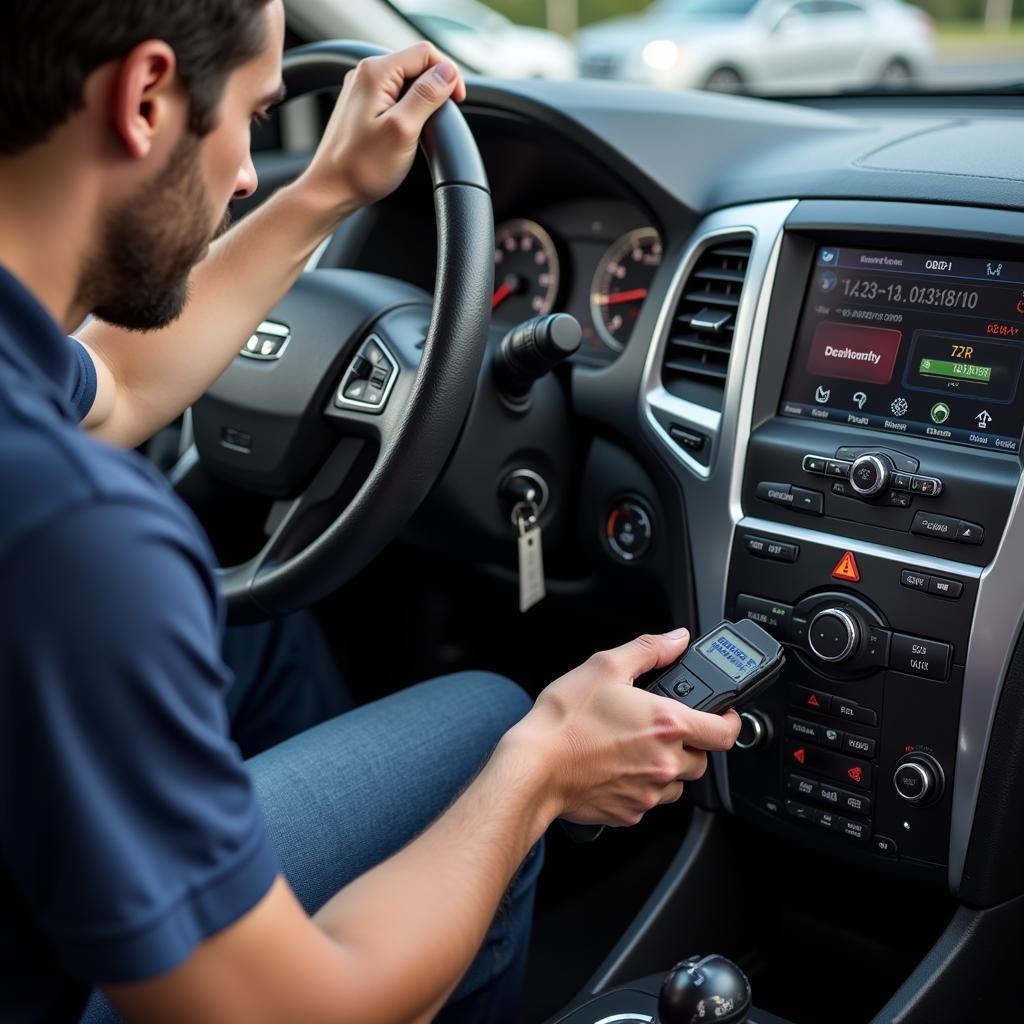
546, 0, 579, 35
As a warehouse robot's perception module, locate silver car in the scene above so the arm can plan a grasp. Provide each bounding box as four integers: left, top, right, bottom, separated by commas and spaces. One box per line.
577, 0, 935, 93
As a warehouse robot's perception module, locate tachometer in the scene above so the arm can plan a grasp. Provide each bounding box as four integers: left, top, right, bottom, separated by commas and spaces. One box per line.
590, 227, 663, 352
492, 219, 560, 324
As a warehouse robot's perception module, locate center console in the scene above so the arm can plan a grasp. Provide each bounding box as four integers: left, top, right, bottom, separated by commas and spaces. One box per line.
642, 199, 1024, 898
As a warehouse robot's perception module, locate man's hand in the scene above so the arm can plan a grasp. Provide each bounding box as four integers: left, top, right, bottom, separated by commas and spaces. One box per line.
300, 42, 467, 213
503, 629, 742, 827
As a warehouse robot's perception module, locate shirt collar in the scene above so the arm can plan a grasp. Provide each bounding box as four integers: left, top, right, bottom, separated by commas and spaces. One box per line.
0, 263, 77, 418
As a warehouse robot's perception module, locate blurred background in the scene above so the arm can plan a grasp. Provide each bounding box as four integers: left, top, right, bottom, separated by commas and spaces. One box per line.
386, 0, 1023, 93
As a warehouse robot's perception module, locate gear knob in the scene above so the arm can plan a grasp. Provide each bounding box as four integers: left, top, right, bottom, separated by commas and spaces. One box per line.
658, 954, 752, 1024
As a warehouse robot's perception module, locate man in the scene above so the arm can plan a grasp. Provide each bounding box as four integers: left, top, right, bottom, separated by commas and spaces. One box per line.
0, 2, 741, 1022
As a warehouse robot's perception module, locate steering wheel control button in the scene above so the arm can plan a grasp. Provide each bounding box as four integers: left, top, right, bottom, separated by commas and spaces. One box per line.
832, 698, 877, 727
910, 511, 959, 541
901, 569, 931, 592
735, 594, 792, 638
790, 487, 824, 515
850, 454, 891, 497
802, 454, 828, 474
955, 519, 984, 545
808, 608, 860, 663
756, 481, 794, 507
606, 500, 653, 563
928, 576, 963, 599
239, 320, 291, 361
891, 634, 951, 681
744, 535, 799, 562
335, 335, 398, 413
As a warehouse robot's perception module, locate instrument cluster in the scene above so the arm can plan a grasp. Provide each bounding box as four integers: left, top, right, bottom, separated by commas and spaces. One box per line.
490, 200, 663, 364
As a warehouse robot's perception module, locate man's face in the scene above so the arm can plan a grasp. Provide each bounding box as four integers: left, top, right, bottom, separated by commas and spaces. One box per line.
85, 1, 286, 330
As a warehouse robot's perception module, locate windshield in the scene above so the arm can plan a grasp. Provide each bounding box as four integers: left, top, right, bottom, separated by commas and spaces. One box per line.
384, 0, 1024, 96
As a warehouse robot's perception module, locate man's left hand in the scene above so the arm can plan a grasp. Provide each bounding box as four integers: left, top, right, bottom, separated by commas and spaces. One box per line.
300, 43, 467, 213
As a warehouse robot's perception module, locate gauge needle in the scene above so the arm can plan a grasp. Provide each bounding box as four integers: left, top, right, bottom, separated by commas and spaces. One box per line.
597, 288, 649, 306
492, 275, 521, 311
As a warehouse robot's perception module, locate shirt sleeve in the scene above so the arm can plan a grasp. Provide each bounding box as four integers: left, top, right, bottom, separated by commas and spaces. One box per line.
0, 501, 279, 984
67, 338, 98, 423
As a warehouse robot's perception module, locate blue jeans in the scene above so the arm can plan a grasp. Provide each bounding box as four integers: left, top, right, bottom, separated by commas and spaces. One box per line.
83, 671, 542, 1023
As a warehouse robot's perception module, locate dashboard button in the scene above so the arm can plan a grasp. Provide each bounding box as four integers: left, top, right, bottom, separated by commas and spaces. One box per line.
840, 817, 869, 842
792, 686, 832, 715
901, 569, 931, 592
784, 742, 873, 788
873, 835, 898, 857
832, 698, 878, 727
817, 810, 841, 832
791, 487, 824, 515
956, 520, 984, 545
884, 490, 912, 508
735, 595, 793, 637
756, 481, 795, 507
745, 535, 799, 562
928, 576, 963, 599
892, 472, 913, 492
910, 476, 942, 496
910, 511, 960, 541
843, 733, 877, 758
891, 634, 951, 681
786, 717, 843, 749
785, 800, 819, 824
803, 455, 828, 474
839, 789, 872, 816
787, 774, 818, 800
831, 480, 851, 497
669, 424, 707, 453
827, 459, 851, 478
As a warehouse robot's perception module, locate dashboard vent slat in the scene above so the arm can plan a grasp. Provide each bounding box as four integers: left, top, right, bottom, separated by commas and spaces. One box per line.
660, 237, 752, 408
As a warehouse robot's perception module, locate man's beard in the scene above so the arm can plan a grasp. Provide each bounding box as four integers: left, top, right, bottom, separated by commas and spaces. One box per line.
78, 132, 232, 331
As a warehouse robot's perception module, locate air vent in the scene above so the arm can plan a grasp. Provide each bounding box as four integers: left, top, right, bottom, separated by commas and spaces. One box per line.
660, 238, 752, 409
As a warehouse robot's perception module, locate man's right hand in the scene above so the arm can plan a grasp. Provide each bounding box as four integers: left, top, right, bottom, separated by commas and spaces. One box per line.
503, 629, 742, 828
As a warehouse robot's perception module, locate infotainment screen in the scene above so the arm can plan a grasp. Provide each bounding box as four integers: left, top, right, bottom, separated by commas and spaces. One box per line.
779, 246, 1024, 454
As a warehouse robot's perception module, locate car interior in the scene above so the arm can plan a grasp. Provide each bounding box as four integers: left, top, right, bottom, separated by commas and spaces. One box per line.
156, 4, 1024, 1021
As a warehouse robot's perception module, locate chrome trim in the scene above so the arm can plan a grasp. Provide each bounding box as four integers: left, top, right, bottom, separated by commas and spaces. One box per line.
951, 470, 1024, 892
735, 710, 766, 750
239, 320, 291, 361
808, 608, 859, 663
334, 334, 399, 414
305, 234, 333, 272
592, 1015, 653, 1024
639, 200, 797, 813
893, 761, 932, 805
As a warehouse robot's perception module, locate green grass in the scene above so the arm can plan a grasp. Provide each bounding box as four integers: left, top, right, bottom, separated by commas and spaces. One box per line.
935, 19, 1024, 40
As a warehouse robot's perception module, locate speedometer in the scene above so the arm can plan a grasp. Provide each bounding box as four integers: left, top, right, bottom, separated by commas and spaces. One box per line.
492, 219, 560, 325
590, 227, 663, 352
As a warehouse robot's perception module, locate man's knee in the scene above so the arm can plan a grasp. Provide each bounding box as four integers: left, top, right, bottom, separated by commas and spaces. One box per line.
415, 671, 533, 745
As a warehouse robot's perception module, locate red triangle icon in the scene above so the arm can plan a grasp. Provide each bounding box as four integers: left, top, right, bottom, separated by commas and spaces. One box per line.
793, 748, 806, 765
832, 551, 861, 582
807, 694, 821, 708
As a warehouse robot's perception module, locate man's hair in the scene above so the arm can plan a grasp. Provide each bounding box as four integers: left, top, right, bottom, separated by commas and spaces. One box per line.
2, 0, 273, 156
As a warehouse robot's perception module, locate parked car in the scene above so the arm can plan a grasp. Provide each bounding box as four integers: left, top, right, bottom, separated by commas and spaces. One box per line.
576, 0, 934, 93
396, 0, 578, 79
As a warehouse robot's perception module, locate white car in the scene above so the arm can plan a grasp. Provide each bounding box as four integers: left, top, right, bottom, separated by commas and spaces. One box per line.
576, 0, 935, 93
396, 0, 578, 80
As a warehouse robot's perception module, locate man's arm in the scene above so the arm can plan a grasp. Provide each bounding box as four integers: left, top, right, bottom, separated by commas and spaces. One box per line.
104, 632, 742, 1024
79, 44, 466, 450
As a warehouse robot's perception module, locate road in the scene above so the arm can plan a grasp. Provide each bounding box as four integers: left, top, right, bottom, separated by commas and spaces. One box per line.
930, 59, 1022, 86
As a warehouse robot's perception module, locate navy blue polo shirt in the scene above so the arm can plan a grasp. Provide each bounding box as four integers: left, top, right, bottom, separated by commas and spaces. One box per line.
0, 265, 279, 1021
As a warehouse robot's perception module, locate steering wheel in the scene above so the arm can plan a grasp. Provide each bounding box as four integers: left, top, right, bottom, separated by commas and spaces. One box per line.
190, 42, 493, 623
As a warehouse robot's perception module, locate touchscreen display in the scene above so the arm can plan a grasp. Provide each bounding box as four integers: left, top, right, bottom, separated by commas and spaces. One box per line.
779, 246, 1024, 454
696, 628, 765, 683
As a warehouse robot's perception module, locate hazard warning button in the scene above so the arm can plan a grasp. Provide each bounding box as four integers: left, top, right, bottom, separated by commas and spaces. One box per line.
832, 551, 861, 582
792, 686, 833, 716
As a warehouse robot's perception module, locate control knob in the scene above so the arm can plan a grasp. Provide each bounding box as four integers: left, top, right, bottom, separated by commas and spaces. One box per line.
893, 753, 944, 806
807, 607, 860, 664
849, 453, 894, 498
735, 711, 772, 751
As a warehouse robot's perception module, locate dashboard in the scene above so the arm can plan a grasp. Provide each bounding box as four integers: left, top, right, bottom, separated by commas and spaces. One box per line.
321, 80, 1024, 914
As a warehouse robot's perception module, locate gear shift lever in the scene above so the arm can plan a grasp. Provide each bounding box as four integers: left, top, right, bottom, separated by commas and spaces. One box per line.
658, 954, 752, 1024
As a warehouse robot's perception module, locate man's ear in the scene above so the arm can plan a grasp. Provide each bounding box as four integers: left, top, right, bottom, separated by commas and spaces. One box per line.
110, 41, 181, 160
